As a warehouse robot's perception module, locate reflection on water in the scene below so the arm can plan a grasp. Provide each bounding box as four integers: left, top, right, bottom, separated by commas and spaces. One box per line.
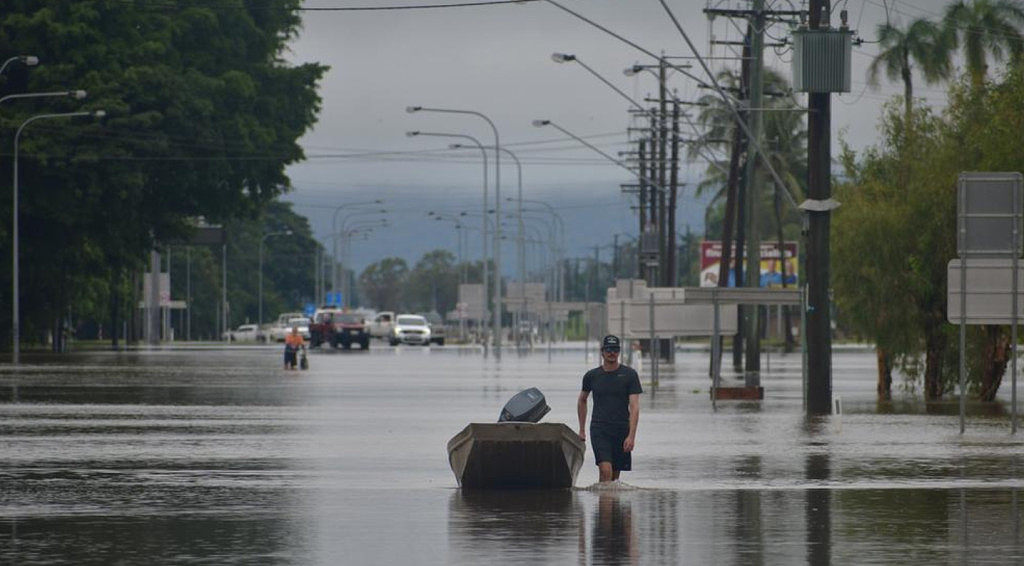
448, 489, 582, 564
806, 454, 831, 566
5, 348, 1024, 563
591, 490, 636, 566
446, 486, 677, 566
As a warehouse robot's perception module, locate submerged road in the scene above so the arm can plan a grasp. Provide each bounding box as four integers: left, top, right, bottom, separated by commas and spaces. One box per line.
1, 343, 1022, 564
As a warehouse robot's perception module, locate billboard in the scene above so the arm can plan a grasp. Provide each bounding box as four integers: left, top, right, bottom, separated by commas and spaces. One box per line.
700, 241, 798, 288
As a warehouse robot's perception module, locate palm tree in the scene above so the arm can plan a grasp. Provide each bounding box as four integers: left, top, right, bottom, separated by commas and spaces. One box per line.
693, 67, 805, 240
867, 18, 952, 123
944, 0, 1024, 89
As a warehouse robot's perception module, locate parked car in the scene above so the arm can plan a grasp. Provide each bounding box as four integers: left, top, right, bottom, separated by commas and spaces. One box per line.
266, 312, 306, 342
420, 312, 446, 346
269, 317, 311, 342
225, 324, 260, 342
368, 311, 395, 339
310, 308, 370, 350
389, 314, 432, 346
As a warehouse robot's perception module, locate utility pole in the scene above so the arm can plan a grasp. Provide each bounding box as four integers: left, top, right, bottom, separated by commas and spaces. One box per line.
668, 98, 681, 287
638, 138, 649, 238
742, 0, 766, 387
657, 58, 669, 287
806, 0, 833, 414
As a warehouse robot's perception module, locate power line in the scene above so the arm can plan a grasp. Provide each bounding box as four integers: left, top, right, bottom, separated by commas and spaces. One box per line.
109, 0, 540, 11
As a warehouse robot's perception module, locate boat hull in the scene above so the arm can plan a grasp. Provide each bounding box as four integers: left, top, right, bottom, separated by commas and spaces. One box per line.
446, 422, 586, 489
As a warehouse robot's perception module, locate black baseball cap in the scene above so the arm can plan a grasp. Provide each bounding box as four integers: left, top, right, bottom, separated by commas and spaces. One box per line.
601, 335, 621, 351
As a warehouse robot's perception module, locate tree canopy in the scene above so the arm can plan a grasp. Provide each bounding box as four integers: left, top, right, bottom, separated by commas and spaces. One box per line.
0, 1, 326, 347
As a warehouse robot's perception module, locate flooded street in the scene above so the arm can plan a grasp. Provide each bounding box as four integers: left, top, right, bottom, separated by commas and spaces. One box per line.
3, 344, 1024, 564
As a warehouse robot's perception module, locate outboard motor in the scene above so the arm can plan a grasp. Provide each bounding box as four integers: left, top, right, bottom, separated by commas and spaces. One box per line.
498, 387, 551, 423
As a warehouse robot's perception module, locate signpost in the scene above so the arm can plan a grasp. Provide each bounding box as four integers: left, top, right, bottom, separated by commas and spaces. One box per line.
950, 172, 1022, 433
606, 279, 801, 399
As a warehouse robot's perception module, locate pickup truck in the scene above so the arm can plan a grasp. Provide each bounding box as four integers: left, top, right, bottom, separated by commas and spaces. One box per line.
367, 311, 395, 340
309, 308, 370, 350
266, 311, 305, 342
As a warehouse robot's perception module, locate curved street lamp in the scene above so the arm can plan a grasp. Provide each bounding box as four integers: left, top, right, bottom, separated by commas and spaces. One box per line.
335, 208, 387, 305
12, 109, 104, 364
330, 199, 383, 297
407, 130, 492, 348
407, 105, 503, 357
0, 55, 39, 77
453, 143, 526, 345
1, 89, 87, 107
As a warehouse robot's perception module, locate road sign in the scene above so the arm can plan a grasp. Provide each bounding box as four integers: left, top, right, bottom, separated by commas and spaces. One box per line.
947, 258, 1024, 324
958, 172, 1022, 256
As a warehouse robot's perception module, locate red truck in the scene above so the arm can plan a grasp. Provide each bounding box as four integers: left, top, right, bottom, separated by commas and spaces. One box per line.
309, 308, 370, 350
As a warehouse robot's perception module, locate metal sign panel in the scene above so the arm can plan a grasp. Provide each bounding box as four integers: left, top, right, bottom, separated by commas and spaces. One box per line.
683, 287, 802, 306
947, 258, 1024, 324
607, 299, 738, 338
957, 172, 1022, 256
504, 282, 546, 314
458, 284, 487, 320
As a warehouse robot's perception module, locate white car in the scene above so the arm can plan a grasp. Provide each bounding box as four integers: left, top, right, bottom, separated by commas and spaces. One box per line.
269, 317, 311, 342
225, 324, 260, 342
389, 314, 432, 346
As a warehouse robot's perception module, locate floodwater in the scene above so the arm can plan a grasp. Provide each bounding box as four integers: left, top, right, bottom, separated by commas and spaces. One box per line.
2, 343, 1024, 565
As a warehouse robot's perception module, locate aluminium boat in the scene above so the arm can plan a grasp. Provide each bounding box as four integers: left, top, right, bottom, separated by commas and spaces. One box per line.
447, 389, 585, 489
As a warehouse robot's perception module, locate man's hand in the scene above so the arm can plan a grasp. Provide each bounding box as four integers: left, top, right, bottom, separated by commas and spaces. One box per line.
623, 436, 635, 453
578, 430, 587, 442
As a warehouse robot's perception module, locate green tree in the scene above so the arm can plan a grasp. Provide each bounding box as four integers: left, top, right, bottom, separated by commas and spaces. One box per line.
0, 1, 325, 349
835, 102, 955, 400
944, 0, 1024, 90
868, 18, 953, 124
942, 63, 1024, 399
360, 258, 409, 312
836, 60, 1024, 401
403, 250, 458, 315
694, 68, 805, 243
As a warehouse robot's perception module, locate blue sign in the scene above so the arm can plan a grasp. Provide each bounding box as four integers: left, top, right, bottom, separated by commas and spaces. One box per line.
304, 303, 316, 317
326, 292, 343, 306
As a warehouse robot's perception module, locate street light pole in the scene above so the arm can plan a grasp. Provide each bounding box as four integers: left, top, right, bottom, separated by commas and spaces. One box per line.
337, 211, 386, 307
455, 144, 524, 347
408, 105, 503, 357
12, 109, 103, 364
407, 130, 491, 350
515, 199, 565, 342
258, 229, 292, 337
330, 200, 383, 300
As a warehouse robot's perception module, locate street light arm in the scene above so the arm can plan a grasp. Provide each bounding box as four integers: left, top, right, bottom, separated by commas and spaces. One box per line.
541, 0, 798, 210
408, 105, 503, 355
339, 209, 387, 232
0, 55, 39, 77
407, 106, 498, 150
560, 55, 648, 116
533, 119, 666, 193
0, 90, 87, 106
331, 200, 384, 241
553, 54, 728, 178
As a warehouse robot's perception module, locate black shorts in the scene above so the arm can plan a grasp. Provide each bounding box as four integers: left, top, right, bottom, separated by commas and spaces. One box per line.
590, 422, 631, 471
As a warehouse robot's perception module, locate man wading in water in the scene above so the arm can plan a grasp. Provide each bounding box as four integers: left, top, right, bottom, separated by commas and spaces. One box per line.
577, 335, 642, 482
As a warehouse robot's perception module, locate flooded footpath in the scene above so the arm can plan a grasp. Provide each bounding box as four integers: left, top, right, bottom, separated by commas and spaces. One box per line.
2, 343, 1023, 565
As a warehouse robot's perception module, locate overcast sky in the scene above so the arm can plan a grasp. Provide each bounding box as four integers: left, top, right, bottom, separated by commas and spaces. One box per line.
281, 0, 954, 272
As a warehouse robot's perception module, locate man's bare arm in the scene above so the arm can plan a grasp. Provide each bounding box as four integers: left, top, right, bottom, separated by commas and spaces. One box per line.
623, 393, 640, 452
577, 391, 590, 441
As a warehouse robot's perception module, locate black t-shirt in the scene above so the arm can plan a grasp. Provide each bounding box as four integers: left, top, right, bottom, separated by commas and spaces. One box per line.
582, 364, 642, 425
